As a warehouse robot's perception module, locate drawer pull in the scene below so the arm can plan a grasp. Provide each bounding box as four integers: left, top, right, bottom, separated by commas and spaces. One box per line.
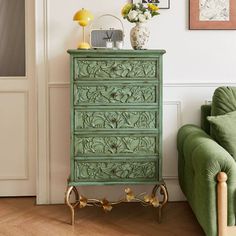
111, 118, 117, 123
111, 65, 117, 71
111, 144, 118, 149
111, 92, 118, 98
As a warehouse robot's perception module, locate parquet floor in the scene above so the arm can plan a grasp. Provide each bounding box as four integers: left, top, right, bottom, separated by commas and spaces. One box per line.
0, 197, 204, 236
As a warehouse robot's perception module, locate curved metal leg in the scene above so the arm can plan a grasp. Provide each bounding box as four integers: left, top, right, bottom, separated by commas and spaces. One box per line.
152, 183, 168, 223
72, 186, 79, 201
65, 186, 79, 225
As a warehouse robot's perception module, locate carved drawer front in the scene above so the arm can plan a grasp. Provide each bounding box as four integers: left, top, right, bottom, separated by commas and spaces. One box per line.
74, 160, 157, 181
74, 59, 158, 80
74, 135, 158, 156
74, 110, 157, 130
74, 84, 157, 105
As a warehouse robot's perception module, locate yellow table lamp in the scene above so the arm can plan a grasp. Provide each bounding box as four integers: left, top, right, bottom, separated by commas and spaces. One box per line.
73, 8, 94, 49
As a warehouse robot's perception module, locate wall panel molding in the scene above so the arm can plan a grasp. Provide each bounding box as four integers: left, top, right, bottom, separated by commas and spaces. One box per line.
164, 82, 236, 87
163, 101, 182, 180
48, 81, 236, 88
163, 100, 182, 129
48, 82, 69, 88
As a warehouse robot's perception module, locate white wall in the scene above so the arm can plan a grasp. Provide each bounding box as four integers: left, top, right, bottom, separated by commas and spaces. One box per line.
38, 0, 236, 203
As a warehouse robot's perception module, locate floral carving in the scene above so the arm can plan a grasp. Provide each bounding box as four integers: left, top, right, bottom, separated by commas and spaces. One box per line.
75, 161, 156, 180
74, 136, 157, 155
74, 60, 157, 79
74, 85, 156, 105
74, 110, 156, 129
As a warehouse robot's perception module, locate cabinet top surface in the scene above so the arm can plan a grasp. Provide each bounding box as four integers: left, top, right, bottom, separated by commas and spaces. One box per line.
67, 49, 166, 56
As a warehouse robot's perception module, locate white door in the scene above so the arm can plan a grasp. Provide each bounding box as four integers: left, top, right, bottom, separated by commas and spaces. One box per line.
0, 0, 36, 196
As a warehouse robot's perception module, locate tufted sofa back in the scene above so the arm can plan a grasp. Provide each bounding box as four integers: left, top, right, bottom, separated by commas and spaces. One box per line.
211, 87, 236, 140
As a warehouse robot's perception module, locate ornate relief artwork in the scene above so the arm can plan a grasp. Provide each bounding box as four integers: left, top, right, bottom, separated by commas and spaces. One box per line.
74, 60, 157, 79
74, 135, 157, 156
199, 0, 229, 21
75, 110, 156, 129
74, 85, 157, 105
189, 0, 236, 29
75, 161, 156, 180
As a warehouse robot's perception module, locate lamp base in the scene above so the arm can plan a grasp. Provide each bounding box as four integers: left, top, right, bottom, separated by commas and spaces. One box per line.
78, 42, 91, 49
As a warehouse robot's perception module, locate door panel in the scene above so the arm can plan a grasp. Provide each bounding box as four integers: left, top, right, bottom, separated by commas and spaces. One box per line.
0, 0, 36, 196
0, 92, 28, 179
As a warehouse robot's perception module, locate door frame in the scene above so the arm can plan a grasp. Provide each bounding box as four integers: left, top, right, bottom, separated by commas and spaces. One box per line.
35, 0, 50, 204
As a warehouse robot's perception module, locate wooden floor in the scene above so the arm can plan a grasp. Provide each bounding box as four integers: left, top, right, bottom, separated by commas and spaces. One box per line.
0, 197, 204, 236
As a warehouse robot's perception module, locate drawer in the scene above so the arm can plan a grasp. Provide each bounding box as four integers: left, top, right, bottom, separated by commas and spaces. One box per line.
74, 59, 158, 80
74, 109, 158, 130
74, 84, 157, 105
74, 135, 158, 156
74, 160, 157, 181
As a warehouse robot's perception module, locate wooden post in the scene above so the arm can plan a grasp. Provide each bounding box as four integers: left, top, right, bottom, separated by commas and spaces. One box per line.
217, 172, 228, 236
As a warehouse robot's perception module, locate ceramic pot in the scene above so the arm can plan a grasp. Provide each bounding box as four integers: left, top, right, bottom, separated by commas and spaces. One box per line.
130, 23, 150, 50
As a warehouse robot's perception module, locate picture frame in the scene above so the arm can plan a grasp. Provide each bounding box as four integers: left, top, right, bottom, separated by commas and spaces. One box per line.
189, 0, 236, 30
133, 0, 170, 10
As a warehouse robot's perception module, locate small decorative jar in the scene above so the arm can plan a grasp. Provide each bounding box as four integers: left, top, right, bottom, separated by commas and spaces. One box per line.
106, 39, 114, 49
115, 41, 123, 49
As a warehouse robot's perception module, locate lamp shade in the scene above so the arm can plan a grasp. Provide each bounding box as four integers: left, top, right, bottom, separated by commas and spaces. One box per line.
73, 8, 94, 27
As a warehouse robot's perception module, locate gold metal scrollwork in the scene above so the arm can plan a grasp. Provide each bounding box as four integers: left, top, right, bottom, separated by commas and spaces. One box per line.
65, 184, 168, 225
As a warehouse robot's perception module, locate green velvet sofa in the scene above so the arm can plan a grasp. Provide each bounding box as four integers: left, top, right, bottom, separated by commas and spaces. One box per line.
177, 87, 236, 236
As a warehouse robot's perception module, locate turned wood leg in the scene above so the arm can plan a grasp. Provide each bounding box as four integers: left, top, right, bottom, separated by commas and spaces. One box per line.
217, 172, 228, 236
65, 186, 79, 225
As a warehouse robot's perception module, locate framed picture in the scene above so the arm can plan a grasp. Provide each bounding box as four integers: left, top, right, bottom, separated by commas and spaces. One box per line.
133, 0, 170, 9
189, 0, 236, 29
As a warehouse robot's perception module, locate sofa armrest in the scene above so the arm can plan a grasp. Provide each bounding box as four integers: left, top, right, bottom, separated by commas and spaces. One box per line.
177, 125, 236, 236
178, 124, 236, 183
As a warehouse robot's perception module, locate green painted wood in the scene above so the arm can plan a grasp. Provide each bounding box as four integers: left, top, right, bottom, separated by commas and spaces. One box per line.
74, 160, 157, 181
74, 155, 159, 160
74, 59, 157, 80
68, 180, 164, 187
74, 135, 158, 156
67, 49, 166, 58
74, 84, 158, 105
70, 55, 75, 182
74, 110, 157, 130
158, 54, 163, 181
67, 49, 165, 185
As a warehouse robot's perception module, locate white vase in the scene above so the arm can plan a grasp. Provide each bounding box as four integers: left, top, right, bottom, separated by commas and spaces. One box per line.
130, 23, 150, 50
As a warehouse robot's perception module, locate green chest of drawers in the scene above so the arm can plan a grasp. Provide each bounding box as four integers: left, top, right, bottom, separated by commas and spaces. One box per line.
66, 49, 167, 224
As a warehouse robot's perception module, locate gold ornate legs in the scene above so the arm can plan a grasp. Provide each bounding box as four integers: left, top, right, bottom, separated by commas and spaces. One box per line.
152, 184, 169, 223
65, 186, 79, 225
65, 183, 168, 225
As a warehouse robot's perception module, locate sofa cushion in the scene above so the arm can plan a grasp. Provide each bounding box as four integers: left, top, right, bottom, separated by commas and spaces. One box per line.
207, 111, 236, 161
211, 87, 236, 139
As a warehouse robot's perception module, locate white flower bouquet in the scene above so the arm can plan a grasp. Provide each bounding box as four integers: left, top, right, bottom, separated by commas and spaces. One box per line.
121, 3, 160, 23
